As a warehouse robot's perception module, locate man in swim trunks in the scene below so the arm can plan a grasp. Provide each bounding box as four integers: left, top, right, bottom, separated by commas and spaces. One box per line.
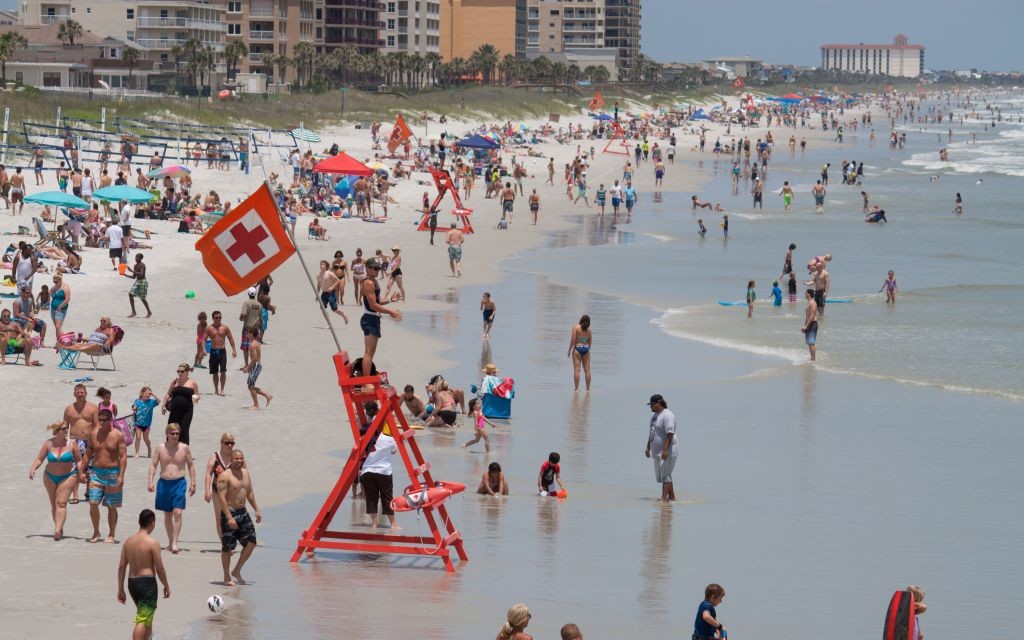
88, 408, 127, 543
500, 181, 516, 223
315, 260, 349, 324
147, 424, 195, 554
63, 383, 99, 502
216, 449, 261, 586
812, 180, 826, 213
801, 288, 819, 361
204, 310, 236, 396
529, 189, 540, 225
125, 253, 153, 318
481, 292, 496, 338
9, 167, 25, 215
781, 181, 794, 211
118, 509, 170, 640
805, 260, 830, 316
400, 384, 427, 420
446, 223, 463, 277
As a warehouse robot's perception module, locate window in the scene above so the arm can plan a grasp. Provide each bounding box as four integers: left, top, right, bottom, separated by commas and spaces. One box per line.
387, 18, 395, 30
43, 72, 62, 87
15, 71, 23, 84
126, 31, 135, 41
228, 24, 241, 35
110, 48, 118, 58
387, 2, 396, 11
127, 8, 134, 19
160, 10, 168, 18
316, 8, 322, 19
387, 35, 395, 47
227, 1, 241, 11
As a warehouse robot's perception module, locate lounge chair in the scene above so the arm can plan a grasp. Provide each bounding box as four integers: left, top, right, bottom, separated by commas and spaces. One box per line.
33, 217, 59, 248
58, 325, 125, 371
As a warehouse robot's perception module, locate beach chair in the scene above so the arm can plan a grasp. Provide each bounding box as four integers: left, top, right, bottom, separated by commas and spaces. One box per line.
59, 325, 124, 371
33, 217, 59, 248
3, 335, 41, 366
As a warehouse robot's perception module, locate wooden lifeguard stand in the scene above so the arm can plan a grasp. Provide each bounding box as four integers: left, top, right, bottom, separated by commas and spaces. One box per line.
602, 121, 631, 156
416, 166, 474, 234
290, 352, 468, 572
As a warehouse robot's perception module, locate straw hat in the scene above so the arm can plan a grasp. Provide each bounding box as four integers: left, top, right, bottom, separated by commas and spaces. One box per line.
391, 245, 400, 251
482, 363, 499, 374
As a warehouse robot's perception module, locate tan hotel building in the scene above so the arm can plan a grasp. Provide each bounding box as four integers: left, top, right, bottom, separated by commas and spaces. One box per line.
439, 0, 526, 61
820, 34, 925, 78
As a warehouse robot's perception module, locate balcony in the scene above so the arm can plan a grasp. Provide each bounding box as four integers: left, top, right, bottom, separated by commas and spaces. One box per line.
249, 31, 275, 40
248, 8, 275, 17
325, 35, 385, 47
248, 53, 270, 63
326, 0, 384, 10
39, 14, 70, 24
136, 38, 226, 52
136, 17, 228, 31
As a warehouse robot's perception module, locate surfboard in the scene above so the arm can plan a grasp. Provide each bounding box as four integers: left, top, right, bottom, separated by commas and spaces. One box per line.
717, 301, 747, 306
883, 590, 915, 640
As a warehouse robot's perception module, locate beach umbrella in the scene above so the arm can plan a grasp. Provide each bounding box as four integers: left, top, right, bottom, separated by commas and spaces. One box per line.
148, 164, 191, 179
314, 152, 373, 176
456, 134, 499, 149
24, 190, 88, 208
591, 113, 613, 121
92, 185, 156, 203
291, 128, 321, 143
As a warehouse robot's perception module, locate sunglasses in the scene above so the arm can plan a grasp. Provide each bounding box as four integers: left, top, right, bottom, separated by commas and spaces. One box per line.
222, 441, 235, 445
99, 417, 111, 422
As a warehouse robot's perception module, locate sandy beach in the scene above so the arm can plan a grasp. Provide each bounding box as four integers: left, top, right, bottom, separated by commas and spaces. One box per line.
6, 90, 1019, 639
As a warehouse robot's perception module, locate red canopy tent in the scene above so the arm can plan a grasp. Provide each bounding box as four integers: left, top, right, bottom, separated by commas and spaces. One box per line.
313, 152, 374, 175
782, 93, 803, 100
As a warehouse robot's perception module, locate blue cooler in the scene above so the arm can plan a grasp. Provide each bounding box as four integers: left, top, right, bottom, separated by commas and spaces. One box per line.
482, 393, 512, 419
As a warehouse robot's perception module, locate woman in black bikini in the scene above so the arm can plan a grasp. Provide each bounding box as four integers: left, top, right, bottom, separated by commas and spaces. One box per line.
331, 250, 348, 305
204, 432, 235, 538
162, 363, 199, 445
384, 245, 405, 302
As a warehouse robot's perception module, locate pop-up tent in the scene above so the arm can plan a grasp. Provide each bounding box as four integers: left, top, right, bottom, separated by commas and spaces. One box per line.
689, 108, 710, 120
455, 134, 500, 149
314, 152, 373, 176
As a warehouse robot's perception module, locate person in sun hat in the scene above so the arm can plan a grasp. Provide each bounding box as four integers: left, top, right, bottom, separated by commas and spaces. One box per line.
644, 394, 677, 502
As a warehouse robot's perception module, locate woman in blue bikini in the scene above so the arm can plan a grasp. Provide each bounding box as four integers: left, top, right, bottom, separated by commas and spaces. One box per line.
567, 314, 593, 391
28, 422, 84, 540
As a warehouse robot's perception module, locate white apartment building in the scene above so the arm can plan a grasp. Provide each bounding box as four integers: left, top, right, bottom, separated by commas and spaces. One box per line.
820, 34, 925, 78
380, 0, 440, 55
527, 0, 616, 77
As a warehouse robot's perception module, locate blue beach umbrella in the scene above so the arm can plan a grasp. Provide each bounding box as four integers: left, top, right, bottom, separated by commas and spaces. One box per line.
92, 185, 156, 203
24, 190, 89, 208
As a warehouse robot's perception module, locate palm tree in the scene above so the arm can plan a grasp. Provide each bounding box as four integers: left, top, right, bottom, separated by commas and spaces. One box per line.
409, 52, 424, 89
0, 32, 28, 84
591, 66, 611, 84
470, 44, 499, 84
121, 46, 142, 90
423, 51, 441, 87
291, 41, 315, 88
57, 19, 83, 46
223, 40, 248, 81
499, 54, 518, 85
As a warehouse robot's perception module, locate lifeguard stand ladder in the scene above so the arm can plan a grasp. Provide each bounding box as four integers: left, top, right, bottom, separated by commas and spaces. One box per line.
415, 166, 474, 234
602, 121, 631, 156
290, 351, 468, 571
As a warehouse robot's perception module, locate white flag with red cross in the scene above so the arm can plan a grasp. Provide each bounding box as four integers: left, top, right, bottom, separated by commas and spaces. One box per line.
194, 182, 295, 296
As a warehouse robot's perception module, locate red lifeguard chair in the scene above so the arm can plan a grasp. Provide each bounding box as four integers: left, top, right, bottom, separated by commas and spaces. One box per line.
602, 121, 631, 156
416, 166, 474, 234
290, 351, 468, 571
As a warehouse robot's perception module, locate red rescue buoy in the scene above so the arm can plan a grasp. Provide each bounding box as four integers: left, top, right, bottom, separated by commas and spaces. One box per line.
391, 481, 466, 512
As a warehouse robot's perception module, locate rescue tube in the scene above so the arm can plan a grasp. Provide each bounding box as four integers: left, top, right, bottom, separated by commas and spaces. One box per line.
391, 481, 466, 512
883, 590, 915, 640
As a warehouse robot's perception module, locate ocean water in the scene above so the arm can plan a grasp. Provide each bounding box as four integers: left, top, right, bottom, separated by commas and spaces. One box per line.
515, 93, 1024, 400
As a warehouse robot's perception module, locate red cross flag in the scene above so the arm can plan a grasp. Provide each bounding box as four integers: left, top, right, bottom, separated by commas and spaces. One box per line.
194, 182, 295, 296
387, 114, 413, 154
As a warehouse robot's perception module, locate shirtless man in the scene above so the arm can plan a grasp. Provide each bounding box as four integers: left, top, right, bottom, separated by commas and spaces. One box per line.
811, 180, 826, 214
147, 424, 196, 554
781, 181, 795, 211
63, 383, 99, 503
691, 195, 713, 210
805, 261, 830, 316
70, 169, 84, 198
801, 288, 819, 361
500, 181, 516, 223
243, 327, 272, 409
0, 164, 10, 209
446, 223, 464, 277
88, 408, 127, 543
125, 253, 152, 318
9, 167, 26, 215
216, 449, 261, 586
117, 509, 170, 640
400, 384, 426, 420
546, 157, 555, 185
204, 310, 237, 396
315, 260, 349, 324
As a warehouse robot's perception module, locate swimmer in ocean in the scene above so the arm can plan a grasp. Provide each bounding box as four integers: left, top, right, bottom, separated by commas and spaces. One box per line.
568, 314, 592, 391
879, 270, 898, 304
954, 192, 963, 215
697, 219, 707, 238
865, 207, 887, 223
481, 292, 496, 339
781, 181, 794, 211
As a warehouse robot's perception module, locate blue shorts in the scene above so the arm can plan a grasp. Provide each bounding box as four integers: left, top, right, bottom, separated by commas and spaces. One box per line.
805, 321, 818, 345
611, 197, 621, 207
155, 476, 186, 512
51, 307, 67, 322
320, 290, 338, 311
88, 466, 122, 508
360, 313, 381, 338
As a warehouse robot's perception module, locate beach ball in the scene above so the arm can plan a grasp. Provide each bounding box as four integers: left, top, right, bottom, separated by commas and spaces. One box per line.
185, 290, 196, 299
207, 594, 224, 613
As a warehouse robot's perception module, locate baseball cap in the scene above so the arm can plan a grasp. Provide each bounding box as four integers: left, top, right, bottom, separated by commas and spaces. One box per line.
247, 286, 257, 296
365, 257, 381, 269
647, 394, 666, 407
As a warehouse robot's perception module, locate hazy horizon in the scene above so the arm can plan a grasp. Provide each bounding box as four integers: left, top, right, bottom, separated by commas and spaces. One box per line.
1, 0, 1018, 73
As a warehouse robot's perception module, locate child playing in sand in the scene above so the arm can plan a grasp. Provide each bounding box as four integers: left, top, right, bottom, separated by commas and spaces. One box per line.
537, 452, 565, 496
194, 311, 208, 369
477, 461, 509, 495
96, 387, 118, 418
35, 284, 50, 311
880, 270, 898, 304
746, 280, 756, 318
131, 386, 159, 458
463, 398, 497, 453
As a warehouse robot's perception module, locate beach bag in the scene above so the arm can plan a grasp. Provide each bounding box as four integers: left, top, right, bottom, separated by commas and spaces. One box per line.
883, 590, 916, 640
112, 414, 135, 446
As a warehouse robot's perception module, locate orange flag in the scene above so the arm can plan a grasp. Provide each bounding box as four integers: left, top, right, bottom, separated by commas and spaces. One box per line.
194, 183, 295, 296
588, 90, 605, 111
733, 78, 744, 88
387, 114, 414, 154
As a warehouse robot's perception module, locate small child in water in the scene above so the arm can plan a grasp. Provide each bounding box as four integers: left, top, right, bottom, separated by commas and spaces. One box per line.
697, 219, 707, 238
746, 280, 756, 318
880, 270, 898, 304
477, 461, 510, 495
788, 272, 798, 302
194, 311, 208, 369
537, 452, 565, 496
463, 398, 497, 453
770, 280, 783, 307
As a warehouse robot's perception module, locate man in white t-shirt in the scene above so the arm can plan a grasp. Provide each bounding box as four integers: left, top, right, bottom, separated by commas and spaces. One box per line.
645, 394, 678, 502
119, 200, 135, 237
358, 408, 398, 529
105, 222, 124, 269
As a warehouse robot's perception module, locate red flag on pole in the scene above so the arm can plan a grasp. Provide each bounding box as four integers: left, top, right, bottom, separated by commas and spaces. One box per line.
387, 114, 414, 154
588, 90, 605, 111
194, 183, 295, 296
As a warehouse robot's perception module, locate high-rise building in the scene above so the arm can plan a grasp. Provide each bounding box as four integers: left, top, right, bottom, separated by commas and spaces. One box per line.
820, 34, 925, 78
526, 0, 616, 78
439, 0, 526, 62
603, 0, 639, 77
222, 0, 324, 84
322, 0, 384, 54
380, 0, 440, 54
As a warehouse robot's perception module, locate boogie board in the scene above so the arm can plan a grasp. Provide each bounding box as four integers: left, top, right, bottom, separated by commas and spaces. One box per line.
717, 301, 748, 306
825, 297, 853, 303
883, 590, 916, 640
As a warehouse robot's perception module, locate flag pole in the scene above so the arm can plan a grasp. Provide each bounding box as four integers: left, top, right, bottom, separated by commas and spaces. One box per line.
261, 174, 343, 353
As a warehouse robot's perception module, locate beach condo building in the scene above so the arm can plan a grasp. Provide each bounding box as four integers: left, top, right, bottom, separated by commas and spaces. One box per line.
603, 0, 638, 79
702, 56, 763, 80
380, 1, 441, 55
322, 0, 385, 54
439, 0, 527, 62
222, 0, 324, 85
820, 34, 925, 78
525, 0, 617, 79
